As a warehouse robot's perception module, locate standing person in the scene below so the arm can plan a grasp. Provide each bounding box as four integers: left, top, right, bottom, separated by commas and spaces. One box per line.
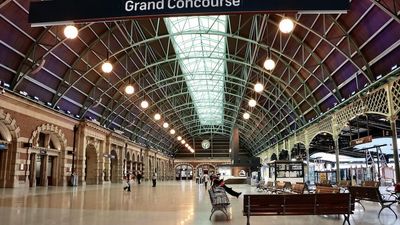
137, 172, 142, 184
152, 172, 157, 187
203, 173, 210, 190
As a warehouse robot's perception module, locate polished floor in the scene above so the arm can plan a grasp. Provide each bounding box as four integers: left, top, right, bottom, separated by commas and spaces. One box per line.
0, 181, 399, 225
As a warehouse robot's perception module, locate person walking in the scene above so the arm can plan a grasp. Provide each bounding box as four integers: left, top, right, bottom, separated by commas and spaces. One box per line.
203, 173, 210, 190
152, 172, 157, 187
123, 174, 131, 192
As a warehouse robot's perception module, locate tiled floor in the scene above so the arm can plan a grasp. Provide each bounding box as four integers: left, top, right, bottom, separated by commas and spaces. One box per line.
0, 181, 399, 225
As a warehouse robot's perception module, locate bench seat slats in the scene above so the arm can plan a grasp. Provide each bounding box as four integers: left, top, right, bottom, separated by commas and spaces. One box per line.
243, 193, 352, 225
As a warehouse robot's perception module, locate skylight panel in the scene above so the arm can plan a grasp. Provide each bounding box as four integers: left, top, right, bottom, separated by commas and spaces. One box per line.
165, 16, 227, 125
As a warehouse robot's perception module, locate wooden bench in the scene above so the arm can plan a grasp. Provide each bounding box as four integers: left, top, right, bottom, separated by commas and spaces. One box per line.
348, 186, 397, 218
361, 181, 380, 187
243, 193, 352, 225
208, 187, 230, 220
316, 186, 340, 194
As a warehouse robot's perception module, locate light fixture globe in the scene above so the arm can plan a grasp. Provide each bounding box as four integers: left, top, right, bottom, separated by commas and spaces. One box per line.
279, 18, 294, 33
243, 112, 250, 120
101, 61, 113, 73
154, 113, 161, 121
263, 58, 276, 70
124, 85, 134, 95
163, 122, 169, 128
248, 99, 257, 107
170, 129, 176, 135
64, 25, 78, 39
185, 144, 189, 147
177, 136, 182, 141
140, 100, 149, 109
181, 140, 186, 144
254, 83, 264, 93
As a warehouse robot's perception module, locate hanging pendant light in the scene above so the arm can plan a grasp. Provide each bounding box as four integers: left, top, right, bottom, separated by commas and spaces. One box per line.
64, 25, 78, 39
154, 113, 161, 121
279, 18, 294, 33
243, 112, 250, 120
141, 100, 149, 109
102, 61, 113, 73
125, 84, 134, 95
248, 99, 257, 107
254, 83, 264, 93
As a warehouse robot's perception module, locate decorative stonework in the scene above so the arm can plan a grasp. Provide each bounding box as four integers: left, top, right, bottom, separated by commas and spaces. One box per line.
0, 109, 20, 140
30, 123, 67, 149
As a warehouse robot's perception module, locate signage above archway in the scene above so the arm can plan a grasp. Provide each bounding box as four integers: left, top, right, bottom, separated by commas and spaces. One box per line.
29, 0, 350, 27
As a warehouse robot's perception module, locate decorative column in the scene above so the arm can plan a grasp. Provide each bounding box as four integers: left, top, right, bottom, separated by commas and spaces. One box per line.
333, 137, 341, 183
386, 83, 400, 183
390, 115, 400, 182
332, 115, 341, 184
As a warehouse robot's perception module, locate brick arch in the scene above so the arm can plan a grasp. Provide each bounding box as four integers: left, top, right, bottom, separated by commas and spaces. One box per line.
195, 163, 216, 171
29, 123, 67, 150
0, 109, 20, 141
174, 163, 194, 170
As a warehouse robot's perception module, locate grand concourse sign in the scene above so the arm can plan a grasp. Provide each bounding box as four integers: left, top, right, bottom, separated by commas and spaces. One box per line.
29, 0, 349, 26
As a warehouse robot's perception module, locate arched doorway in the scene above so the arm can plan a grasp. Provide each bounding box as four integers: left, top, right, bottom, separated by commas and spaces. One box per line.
175, 164, 193, 180
0, 122, 12, 187
110, 150, 118, 183
309, 132, 336, 185
29, 125, 66, 187
337, 113, 399, 186
196, 164, 216, 177
85, 144, 98, 184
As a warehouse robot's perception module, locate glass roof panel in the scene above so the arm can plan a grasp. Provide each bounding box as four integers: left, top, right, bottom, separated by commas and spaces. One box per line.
165, 16, 227, 125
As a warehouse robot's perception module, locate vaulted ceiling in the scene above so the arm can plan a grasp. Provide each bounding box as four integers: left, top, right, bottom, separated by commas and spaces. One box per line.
0, 0, 399, 156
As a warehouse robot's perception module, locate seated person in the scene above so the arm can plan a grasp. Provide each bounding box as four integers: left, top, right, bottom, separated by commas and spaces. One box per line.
212, 174, 242, 198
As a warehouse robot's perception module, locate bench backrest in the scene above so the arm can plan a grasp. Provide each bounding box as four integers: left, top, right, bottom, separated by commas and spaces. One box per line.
275, 181, 285, 190
316, 186, 340, 194
348, 186, 380, 202
338, 180, 351, 188
361, 181, 380, 187
243, 193, 351, 216
292, 183, 305, 194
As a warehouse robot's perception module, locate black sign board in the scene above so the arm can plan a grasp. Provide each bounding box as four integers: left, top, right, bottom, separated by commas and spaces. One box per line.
29, 0, 350, 26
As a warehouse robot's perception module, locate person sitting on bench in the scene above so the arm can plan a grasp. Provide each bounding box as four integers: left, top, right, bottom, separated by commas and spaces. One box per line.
211, 174, 241, 198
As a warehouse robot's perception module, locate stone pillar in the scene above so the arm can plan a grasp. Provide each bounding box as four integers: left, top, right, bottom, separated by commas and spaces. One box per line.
29, 153, 36, 187
144, 149, 149, 180
41, 154, 48, 186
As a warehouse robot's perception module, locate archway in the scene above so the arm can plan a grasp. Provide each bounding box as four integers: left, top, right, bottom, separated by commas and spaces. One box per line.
85, 144, 98, 184
110, 150, 118, 183
337, 113, 399, 186
309, 132, 336, 185
196, 163, 216, 177
290, 143, 306, 161
271, 153, 278, 161
0, 123, 11, 188
175, 164, 193, 180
